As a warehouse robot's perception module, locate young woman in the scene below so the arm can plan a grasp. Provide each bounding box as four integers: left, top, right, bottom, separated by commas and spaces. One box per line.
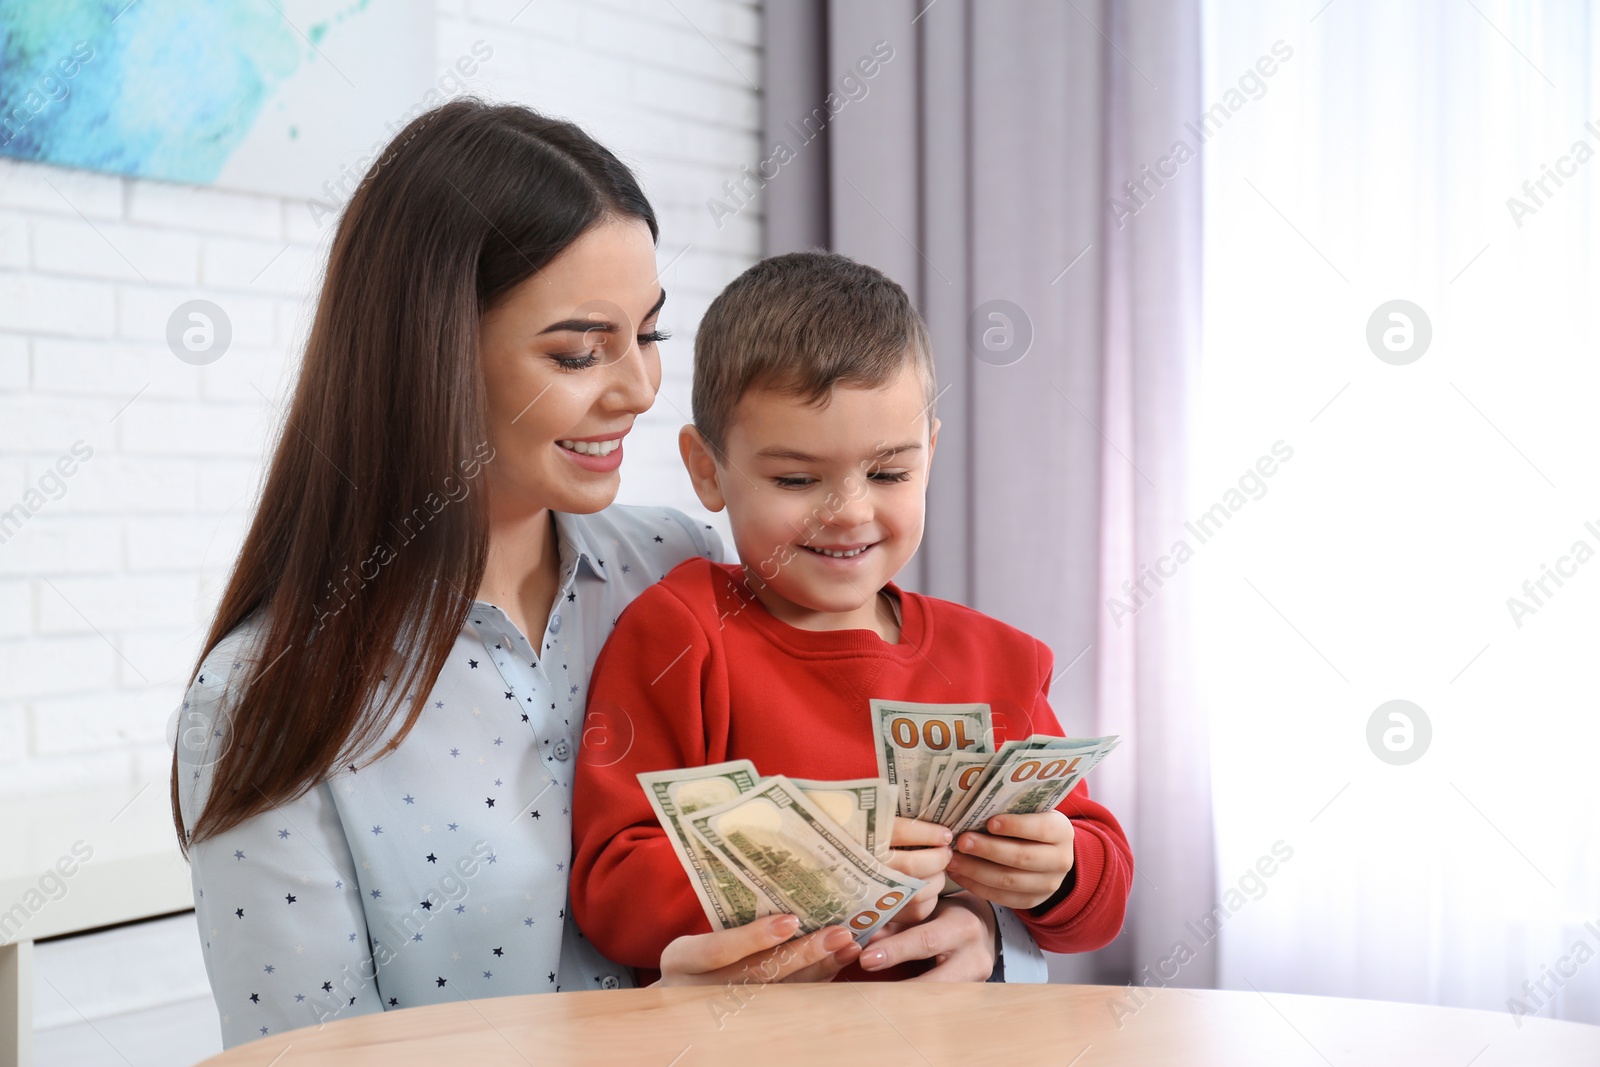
171, 100, 1031, 1050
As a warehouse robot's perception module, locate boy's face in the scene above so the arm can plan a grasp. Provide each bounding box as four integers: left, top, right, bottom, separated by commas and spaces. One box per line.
682, 358, 938, 632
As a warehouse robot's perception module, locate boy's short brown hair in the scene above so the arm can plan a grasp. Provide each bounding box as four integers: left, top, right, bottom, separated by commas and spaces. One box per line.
691, 251, 937, 453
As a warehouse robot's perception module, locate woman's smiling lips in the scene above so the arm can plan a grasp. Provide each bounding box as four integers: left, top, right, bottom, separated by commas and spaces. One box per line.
557, 428, 628, 472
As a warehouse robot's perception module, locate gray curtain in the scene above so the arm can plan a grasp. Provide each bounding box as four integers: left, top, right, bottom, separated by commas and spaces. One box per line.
761, 0, 1214, 987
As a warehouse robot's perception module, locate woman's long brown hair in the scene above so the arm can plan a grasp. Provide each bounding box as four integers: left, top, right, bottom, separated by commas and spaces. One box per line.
172, 100, 659, 854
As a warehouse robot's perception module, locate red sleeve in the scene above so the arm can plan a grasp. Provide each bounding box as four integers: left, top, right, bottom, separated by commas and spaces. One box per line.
569, 579, 724, 971
1008, 639, 1134, 954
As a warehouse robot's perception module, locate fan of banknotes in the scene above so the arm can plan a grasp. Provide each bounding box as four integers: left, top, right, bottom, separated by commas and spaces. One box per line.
871, 700, 1120, 834
636, 700, 1118, 945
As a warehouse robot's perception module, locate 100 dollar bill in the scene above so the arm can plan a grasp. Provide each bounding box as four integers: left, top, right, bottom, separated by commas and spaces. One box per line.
638, 761, 771, 930
686, 775, 927, 944
791, 777, 893, 862
949, 736, 1120, 837
871, 699, 993, 817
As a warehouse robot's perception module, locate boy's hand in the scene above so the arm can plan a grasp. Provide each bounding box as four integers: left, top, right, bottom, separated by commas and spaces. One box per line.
945, 811, 1075, 911
882, 816, 953, 925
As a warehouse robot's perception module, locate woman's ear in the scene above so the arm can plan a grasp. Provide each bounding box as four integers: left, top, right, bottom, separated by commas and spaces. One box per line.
678, 425, 727, 512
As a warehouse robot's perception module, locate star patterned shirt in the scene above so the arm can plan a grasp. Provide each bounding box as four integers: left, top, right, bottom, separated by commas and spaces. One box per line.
175, 505, 720, 1049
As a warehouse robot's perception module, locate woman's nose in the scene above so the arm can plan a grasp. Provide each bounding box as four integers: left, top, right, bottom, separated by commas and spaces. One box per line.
606, 334, 657, 413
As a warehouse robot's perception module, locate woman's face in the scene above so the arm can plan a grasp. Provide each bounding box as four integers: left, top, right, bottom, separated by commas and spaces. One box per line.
479, 217, 665, 518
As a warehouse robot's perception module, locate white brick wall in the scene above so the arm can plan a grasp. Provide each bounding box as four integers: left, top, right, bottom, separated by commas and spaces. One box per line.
6, 3, 761, 1057
1, 0, 758, 801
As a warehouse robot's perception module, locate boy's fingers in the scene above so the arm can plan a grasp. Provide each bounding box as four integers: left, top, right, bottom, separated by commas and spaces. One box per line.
890, 816, 954, 849
944, 867, 1054, 911
954, 832, 1063, 873
980, 811, 1074, 845
946, 853, 1059, 898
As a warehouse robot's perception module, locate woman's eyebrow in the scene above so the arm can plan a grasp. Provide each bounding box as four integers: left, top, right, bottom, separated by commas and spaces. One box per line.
537, 288, 667, 336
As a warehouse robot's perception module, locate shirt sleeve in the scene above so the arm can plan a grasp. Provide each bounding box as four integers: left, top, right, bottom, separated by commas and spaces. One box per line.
176, 648, 384, 1048
1006, 639, 1135, 955
570, 583, 721, 971
667, 509, 725, 565
993, 905, 1049, 982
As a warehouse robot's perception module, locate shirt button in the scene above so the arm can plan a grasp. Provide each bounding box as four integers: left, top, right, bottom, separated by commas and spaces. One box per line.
553, 739, 571, 761
600, 975, 621, 990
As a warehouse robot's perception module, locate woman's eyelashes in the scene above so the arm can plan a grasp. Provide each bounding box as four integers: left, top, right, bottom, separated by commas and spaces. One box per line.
550, 327, 671, 371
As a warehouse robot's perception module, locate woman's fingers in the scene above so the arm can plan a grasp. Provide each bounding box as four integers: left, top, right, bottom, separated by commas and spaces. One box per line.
658, 914, 799, 983
906, 893, 997, 982
657, 920, 864, 987
892, 876, 941, 927
858, 895, 995, 981
885, 843, 952, 881
767, 926, 857, 982
890, 816, 954, 850
780, 936, 861, 983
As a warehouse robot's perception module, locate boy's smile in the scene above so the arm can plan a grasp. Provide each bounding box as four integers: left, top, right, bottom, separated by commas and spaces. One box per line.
682, 359, 939, 640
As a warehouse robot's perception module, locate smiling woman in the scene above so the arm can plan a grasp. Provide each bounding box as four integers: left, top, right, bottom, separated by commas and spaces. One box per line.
167, 101, 714, 1047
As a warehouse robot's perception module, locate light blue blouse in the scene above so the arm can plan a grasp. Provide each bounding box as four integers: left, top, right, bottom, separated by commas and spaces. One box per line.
178, 504, 1045, 1051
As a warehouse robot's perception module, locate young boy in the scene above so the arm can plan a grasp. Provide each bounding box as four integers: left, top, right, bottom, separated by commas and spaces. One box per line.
570, 252, 1132, 982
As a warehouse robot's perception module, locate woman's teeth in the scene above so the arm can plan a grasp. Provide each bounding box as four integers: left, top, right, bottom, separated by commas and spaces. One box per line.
805, 544, 870, 558
559, 439, 620, 456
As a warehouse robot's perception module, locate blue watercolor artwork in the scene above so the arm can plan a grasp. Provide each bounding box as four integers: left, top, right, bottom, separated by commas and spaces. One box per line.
0, 0, 433, 200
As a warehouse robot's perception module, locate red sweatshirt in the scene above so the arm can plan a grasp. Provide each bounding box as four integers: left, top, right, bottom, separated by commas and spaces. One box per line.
570, 558, 1133, 979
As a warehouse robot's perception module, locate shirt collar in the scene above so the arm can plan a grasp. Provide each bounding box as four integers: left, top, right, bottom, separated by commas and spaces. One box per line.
553, 510, 609, 583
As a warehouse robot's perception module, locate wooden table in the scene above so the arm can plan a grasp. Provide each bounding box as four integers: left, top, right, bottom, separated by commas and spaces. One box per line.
197, 981, 1600, 1065
0, 781, 194, 1067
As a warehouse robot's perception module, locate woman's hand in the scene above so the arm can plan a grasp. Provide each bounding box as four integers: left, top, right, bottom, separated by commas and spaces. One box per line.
656, 914, 861, 987
945, 811, 1075, 910
856, 890, 998, 981
882, 816, 953, 926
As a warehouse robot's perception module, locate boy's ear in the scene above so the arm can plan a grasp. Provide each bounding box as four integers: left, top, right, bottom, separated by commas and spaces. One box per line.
925, 416, 940, 480
678, 425, 727, 512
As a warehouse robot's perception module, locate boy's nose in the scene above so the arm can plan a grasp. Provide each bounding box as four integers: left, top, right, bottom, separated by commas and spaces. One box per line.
825, 486, 874, 528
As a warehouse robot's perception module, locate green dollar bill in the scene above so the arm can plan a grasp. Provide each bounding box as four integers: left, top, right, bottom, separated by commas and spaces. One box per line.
792, 777, 894, 862
925, 751, 1002, 826
949, 736, 1119, 837
870, 699, 993, 817
638, 761, 769, 930
687, 775, 927, 944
